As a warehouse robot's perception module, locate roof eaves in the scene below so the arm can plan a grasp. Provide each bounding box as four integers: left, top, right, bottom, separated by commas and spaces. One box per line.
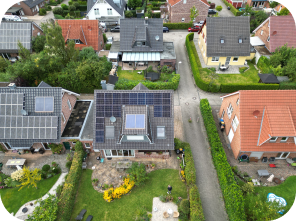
287, 106, 296, 136
220, 91, 239, 100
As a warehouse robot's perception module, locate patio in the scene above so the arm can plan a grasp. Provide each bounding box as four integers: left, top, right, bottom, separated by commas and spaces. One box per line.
152, 197, 179, 221
193, 39, 249, 74
119, 61, 159, 71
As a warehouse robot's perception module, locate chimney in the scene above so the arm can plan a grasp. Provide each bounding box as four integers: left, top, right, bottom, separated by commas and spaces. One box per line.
101, 80, 106, 90
8, 83, 16, 90
145, 17, 148, 25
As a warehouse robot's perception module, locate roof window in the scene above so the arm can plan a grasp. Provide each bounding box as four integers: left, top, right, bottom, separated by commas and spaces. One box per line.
35, 97, 54, 112
125, 114, 145, 129
238, 38, 242, 43
220, 39, 224, 44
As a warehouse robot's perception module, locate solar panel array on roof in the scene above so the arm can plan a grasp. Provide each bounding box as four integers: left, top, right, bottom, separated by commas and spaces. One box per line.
0, 93, 24, 116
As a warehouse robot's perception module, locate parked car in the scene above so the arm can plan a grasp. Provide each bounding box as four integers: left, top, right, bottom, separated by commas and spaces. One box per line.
100, 22, 107, 32
163, 27, 169, 33
208, 9, 217, 15
188, 26, 201, 32
107, 36, 113, 44
110, 26, 120, 32
194, 21, 204, 27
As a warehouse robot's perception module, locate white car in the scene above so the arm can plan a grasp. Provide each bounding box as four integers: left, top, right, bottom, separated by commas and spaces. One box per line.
107, 36, 113, 44
2, 15, 22, 21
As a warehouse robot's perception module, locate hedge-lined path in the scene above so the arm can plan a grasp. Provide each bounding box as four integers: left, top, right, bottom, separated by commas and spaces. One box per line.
211, 0, 235, 17
174, 31, 229, 220
13, 172, 67, 220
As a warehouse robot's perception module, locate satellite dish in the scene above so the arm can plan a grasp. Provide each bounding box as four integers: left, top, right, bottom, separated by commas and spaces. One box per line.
110, 116, 116, 123
21, 109, 27, 116
155, 35, 159, 41
253, 110, 260, 118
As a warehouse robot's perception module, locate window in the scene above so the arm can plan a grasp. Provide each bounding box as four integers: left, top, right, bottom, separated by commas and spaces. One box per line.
270, 137, 277, 143
267, 36, 270, 42
107, 8, 112, 15
75, 39, 81, 44
62, 112, 66, 124
18, 2, 21, 5
233, 57, 239, 62
227, 103, 233, 119
212, 57, 219, 62
183, 0, 186, 3
72, 141, 76, 145
220, 39, 224, 44
236, 99, 239, 105
67, 99, 71, 110
157, 126, 165, 138
106, 126, 115, 138
280, 137, 288, 143
94, 8, 99, 15
37, 32, 40, 36
35, 97, 54, 112
127, 136, 144, 140
182, 18, 185, 22
261, 30, 263, 35
4, 143, 12, 149
268, 22, 270, 27
228, 128, 234, 143
221, 110, 225, 118
238, 38, 242, 43
232, 116, 239, 132
125, 114, 145, 129
85, 143, 91, 148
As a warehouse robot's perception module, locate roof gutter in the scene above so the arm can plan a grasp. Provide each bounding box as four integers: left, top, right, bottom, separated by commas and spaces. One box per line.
220, 91, 239, 100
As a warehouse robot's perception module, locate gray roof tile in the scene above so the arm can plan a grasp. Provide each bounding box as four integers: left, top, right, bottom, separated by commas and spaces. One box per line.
23, 0, 45, 8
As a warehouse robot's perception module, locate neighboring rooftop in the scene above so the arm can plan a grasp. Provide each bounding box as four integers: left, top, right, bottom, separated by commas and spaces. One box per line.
168, 0, 210, 7
87, 0, 126, 16
6, 7, 22, 13
258, 73, 280, 84
23, 0, 45, 8
254, 45, 271, 56
80, 101, 94, 140
161, 42, 176, 60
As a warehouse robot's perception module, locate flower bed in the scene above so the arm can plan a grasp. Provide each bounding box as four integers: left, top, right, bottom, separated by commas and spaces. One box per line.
103, 177, 135, 202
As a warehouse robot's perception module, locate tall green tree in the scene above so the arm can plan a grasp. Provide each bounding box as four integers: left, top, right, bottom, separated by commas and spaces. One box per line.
127, 0, 142, 10
0, 57, 10, 72
277, 8, 290, 16
284, 57, 296, 80
190, 6, 199, 23
269, 1, 279, 8
32, 35, 46, 53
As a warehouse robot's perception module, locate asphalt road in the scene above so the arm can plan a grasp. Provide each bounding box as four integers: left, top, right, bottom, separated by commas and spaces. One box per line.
210, 0, 235, 17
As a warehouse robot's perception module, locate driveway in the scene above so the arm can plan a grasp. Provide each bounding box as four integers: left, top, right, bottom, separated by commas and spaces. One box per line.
165, 31, 228, 221
210, 0, 235, 17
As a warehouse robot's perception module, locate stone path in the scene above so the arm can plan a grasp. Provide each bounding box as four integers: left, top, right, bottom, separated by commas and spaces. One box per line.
151, 197, 178, 221
14, 172, 67, 220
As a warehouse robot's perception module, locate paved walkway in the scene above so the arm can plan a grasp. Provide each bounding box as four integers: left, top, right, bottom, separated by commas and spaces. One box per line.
170, 32, 228, 220
14, 172, 67, 220
210, 0, 235, 17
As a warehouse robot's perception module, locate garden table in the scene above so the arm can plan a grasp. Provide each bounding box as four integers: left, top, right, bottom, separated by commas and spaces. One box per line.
257, 169, 269, 177
6, 159, 26, 166
167, 208, 173, 215
116, 160, 132, 171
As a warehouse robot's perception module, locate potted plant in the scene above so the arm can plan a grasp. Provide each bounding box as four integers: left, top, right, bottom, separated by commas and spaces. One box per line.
92, 178, 99, 185
146, 152, 152, 155
158, 151, 163, 155
151, 163, 155, 169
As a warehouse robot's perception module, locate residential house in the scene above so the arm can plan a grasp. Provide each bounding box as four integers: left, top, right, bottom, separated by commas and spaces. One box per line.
253, 15, 296, 53
57, 19, 104, 52
225, 0, 243, 8
197, 17, 253, 66
167, 0, 209, 23
86, 0, 126, 25
11, 0, 48, 16
119, 18, 176, 69
93, 83, 174, 158
246, 0, 270, 8
273, 3, 286, 13
5, 7, 25, 16
219, 90, 296, 161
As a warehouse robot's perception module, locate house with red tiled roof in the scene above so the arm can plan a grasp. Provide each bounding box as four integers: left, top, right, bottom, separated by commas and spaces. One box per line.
167, 0, 210, 23
219, 90, 296, 161
56, 20, 104, 52
252, 15, 296, 53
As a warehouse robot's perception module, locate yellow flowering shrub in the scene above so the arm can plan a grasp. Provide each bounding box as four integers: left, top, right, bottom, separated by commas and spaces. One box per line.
11, 169, 24, 181
181, 170, 186, 179
103, 178, 135, 202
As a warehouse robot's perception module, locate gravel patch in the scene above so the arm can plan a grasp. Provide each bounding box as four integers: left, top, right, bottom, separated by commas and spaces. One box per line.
152, 197, 178, 221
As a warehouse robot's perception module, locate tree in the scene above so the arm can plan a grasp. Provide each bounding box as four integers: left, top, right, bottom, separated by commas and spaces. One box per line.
18, 41, 31, 61
32, 35, 46, 53
127, 162, 149, 186
125, 10, 133, 18
127, 0, 142, 10
250, 10, 268, 32
78, 47, 98, 61
277, 8, 290, 16
216, 5, 222, 12
53, 7, 63, 15
73, 2, 80, 9
17, 166, 41, 190
190, 6, 199, 23
283, 57, 296, 80
0, 57, 9, 72
270, 1, 279, 8
27, 194, 60, 221
145, 8, 152, 18
68, 5, 76, 11
270, 52, 283, 68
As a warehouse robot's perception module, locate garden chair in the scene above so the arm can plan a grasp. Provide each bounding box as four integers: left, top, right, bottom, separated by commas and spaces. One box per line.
173, 211, 179, 218
75, 209, 87, 220
269, 157, 275, 162
85, 215, 93, 221
163, 212, 169, 218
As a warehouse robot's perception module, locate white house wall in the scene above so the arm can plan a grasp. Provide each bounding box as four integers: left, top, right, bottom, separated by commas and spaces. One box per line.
87, 2, 122, 24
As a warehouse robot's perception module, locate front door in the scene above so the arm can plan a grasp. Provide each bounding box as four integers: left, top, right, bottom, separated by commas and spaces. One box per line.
275, 152, 290, 159
63, 142, 71, 150
225, 57, 231, 66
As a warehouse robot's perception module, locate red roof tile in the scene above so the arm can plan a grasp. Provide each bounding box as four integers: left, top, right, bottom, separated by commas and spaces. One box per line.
238, 90, 296, 152
269, 16, 296, 52
57, 20, 99, 51
168, 0, 210, 7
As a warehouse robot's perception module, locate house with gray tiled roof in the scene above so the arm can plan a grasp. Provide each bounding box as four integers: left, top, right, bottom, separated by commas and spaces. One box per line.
93, 83, 174, 158
11, 0, 48, 16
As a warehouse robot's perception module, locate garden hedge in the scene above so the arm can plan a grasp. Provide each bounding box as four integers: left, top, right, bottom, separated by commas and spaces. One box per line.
221, 0, 244, 16
57, 142, 85, 221
190, 185, 205, 221
279, 81, 296, 89
152, 13, 161, 18
220, 83, 279, 93
200, 99, 246, 221
115, 74, 180, 90
164, 22, 192, 29
182, 142, 196, 187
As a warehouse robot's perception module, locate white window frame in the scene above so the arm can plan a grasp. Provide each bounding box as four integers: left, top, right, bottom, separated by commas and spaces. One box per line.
220, 39, 224, 44
212, 57, 219, 62
107, 8, 112, 15
227, 103, 233, 119
67, 99, 72, 110
280, 137, 288, 143
94, 8, 100, 15
236, 99, 239, 105
85, 143, 91, 148
62, 112, 66, 124
221, 110, 225, 118
182, 18, 185, 22
238, 38, 242, 43
233, 57, 239, 62
228, 128, 234, 143
270, 137, 278, 143
232, 115, 239, 132
267, 36, 270, 42
157, 126, 166, 138
261, 30, 263, 35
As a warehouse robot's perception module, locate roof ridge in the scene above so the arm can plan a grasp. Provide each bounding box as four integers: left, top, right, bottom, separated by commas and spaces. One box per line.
258, 106, 272, 146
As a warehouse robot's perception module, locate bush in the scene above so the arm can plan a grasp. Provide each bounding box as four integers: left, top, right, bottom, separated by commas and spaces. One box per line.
68, 5, 76, 11
152, 12, 161, 18
66, 161, 72, 171
241, 182, 254, 195
125, 10, 133, 18
103, 33, 107, 43
78, 5, 87, 11
105, 44, 112, 50
57, 142, 84, 220
61, 3, 68, 10
165, 22, 192, 29
216, 5, 222, 11
279, 81, 296, 90
49, 143, 64, 154
200, 99, 246, 221
54, 14, 65, 19
49, 0, 58, 6
32, 35, 46, 53
42, 164, 51, 172
126, 162, 148, 186
11, 170, 24, 181
46, 5, 52, 11
190, 185, 205, 221
0, 57, 9, 72
219, 83, 279, 93
147, 65, 153, 72
180, 199, 190, 215
73, 2, 80, 8
183, 142, 196, 186
39, 8, 47, 16
53, 7, 64, 15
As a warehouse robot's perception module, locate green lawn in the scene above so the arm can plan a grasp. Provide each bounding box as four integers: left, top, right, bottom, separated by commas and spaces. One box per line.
70, 169, 188, 221
199, 62, 260, 85
0, 174, 61, 214
117, 68, 145, 81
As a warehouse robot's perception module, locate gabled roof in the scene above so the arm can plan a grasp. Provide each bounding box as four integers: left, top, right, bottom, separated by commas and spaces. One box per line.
57, 20, 100, 51
132, 83, 149, 91
269, 16, 296, 52
168, 0, 210, 7
233, 90, 296, 152
87, 0, 126, 16
38, 81, 52, 88
258, 74, 280, 84
206, 17, 250, 57
23, 0, 45, 8
120, 18, 163, 52
0, 21, 32, 53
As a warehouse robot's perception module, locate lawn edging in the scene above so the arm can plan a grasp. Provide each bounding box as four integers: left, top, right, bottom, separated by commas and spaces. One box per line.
57, 142, 85, 221
199, 99, 246, 221
185, 33, 279, 93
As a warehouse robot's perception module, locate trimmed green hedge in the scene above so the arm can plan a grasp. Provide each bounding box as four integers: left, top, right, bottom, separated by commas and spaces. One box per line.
190, 185, 205, 221
220, 83, 279, 93
164, 22, 192, 29
115, 74, 180, 90
57, 142, 85, 221
183, 142, 196, 186
200, 99, 246, 221
221, 0, 244, 16
279, 81, 296, 90
78, 5, 87, 11
54, 14, 65, 19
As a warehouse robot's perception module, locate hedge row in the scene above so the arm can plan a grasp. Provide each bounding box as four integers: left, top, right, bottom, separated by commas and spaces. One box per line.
164, 22, 192, 29
279, 81, 296, 90
200, 99, 246, 221
152, 12, 161, 18
115, 74, 180, 90
57, 142, 85, 221
221, 0, 244, 16
190, 185, 205, 221
220, 83, 279, 92
183, 142, 196, 186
